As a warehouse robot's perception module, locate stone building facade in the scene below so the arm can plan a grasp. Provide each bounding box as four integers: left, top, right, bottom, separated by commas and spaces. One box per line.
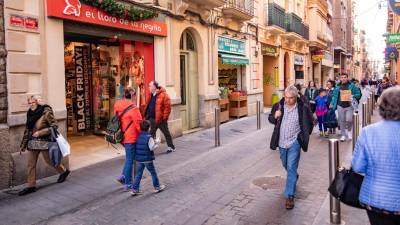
1, 0, 262, 189
0, 0, 11, 190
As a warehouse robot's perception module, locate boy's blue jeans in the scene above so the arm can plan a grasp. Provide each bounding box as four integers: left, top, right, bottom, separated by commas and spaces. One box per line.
123, 144, 136, 186
133, 162, 160, 191
279, 140, 301, 198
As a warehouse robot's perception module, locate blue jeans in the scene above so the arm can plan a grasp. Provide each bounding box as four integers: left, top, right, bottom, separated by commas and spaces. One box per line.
123, 144, 135, 186
133, 162, 160, 191
317, 116, 327, 132
279, 140, 301, 198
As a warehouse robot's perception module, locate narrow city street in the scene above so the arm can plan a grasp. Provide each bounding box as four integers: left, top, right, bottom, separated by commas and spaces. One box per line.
0, 114, 370, 225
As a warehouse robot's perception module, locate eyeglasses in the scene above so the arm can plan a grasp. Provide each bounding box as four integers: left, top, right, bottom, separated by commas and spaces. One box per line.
28, 101, 37, 105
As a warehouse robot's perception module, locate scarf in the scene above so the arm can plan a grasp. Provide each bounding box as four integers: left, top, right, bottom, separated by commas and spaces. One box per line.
26, 105, 46, 130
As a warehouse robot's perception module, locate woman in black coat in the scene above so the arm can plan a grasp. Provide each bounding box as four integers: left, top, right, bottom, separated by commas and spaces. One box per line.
304, 81, 318, 113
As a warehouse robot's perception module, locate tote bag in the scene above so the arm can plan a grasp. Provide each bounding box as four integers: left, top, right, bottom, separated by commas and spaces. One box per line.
54, 130, 71, 157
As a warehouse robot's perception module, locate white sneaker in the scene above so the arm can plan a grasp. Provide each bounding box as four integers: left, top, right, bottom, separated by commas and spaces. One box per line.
340, 136, 346, 142
166, 147, 175, 153
154, 184, 166, 193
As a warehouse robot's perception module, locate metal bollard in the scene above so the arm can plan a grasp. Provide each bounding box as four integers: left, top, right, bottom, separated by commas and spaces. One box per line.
215, 108, 220, 147
352, 113, 360, 151
367, 97, 372, 124
256, 100, 261, 130
370, 93, 374, 116
362, 103, 368, 127
329, 139, 341, 224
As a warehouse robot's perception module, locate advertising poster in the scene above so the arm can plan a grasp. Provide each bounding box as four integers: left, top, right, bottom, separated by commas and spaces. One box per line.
74, 46, 91, 132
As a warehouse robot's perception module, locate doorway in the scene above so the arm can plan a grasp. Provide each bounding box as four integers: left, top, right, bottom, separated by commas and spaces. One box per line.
284, 52, 290, 88
179, 30, 199, 131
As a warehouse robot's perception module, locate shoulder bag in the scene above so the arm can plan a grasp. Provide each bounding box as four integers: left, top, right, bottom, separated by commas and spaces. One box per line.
328, 167, 365, 209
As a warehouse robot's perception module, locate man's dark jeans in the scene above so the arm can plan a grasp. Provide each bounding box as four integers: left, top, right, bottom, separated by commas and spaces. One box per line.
149, 118, 175, 149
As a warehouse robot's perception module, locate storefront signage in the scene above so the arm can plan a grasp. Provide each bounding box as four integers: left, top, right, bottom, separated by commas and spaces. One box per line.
385, 47, 398, 61
218, 37, 246, 55
389, 0, 400, 15
74, 46, 91, 132
261, 44, 278, 57
24, 17, 39, 29
294, 54, 304, 65
312, 50, 324, 62
10, 15, 39, 30
46, 0, 167, 37
388, 33, 400, 43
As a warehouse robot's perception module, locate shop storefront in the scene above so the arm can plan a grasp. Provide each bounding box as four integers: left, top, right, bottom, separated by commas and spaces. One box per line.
261, 44, 279, 106
217, 36, 249, 121
47, 0, 167, 136
311, 50, 324, 86
294, 54, 305, 85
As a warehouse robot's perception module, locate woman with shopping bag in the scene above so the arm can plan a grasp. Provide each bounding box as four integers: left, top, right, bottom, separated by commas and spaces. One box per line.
351, 87, 400, 224
19, 96, 70, 196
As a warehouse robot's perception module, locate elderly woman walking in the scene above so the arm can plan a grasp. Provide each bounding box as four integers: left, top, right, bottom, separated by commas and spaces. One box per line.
352, 86, 400, 225
19, 96, 70, 196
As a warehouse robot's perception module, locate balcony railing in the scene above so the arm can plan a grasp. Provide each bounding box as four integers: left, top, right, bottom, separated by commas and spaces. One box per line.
224, 0, 255, 17
266, 3, 286, 30
286, 13, 303, 36
285, 12, 309, 39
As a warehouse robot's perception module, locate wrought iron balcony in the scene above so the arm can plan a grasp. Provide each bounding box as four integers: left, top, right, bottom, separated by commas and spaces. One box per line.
266, 3, 286, 30
284, 13, 309, 40
223, 0, 255, 21
286, 13, 303, 36
303, 24, 309, 40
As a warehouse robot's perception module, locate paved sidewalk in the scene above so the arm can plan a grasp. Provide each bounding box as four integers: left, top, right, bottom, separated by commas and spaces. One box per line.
0, 112, 372, 225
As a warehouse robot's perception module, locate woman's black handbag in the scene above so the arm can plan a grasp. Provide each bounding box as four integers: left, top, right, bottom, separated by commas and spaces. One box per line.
48, 128, 63, 167
328, 168, 365, 209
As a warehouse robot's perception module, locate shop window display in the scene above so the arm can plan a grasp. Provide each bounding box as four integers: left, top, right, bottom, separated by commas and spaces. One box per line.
64, 39, 150, 135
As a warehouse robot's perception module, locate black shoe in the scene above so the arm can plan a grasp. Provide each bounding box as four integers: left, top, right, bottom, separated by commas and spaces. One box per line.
18, 187, 36, 196
57, 170, 70, 183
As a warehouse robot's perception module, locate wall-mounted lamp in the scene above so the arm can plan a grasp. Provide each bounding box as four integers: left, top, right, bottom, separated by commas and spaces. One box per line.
222, 31, 229, 35
232, 34, 238, 38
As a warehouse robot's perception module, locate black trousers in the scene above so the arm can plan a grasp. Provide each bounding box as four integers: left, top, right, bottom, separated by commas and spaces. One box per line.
367, 210, 400, 225
149, 118, 175, 149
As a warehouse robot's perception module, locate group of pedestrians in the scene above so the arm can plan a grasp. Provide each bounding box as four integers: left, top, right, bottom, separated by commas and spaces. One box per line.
111, 81, 174, 195
302, 74, 361, 141
269, 76, 400, 224
18, 80, 175, 196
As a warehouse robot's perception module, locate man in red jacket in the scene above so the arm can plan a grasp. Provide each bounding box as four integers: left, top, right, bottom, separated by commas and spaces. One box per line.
114, 88, 142, 191
144, 81, 175, 153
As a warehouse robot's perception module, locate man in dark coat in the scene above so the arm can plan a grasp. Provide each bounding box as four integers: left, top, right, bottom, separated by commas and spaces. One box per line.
268, 85, 314, 209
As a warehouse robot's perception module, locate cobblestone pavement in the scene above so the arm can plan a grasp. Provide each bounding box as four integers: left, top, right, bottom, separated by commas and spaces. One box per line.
0, 113, 370, 225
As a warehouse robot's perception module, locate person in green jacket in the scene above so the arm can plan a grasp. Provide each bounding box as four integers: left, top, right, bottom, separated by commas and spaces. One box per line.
330, 74, 362, 142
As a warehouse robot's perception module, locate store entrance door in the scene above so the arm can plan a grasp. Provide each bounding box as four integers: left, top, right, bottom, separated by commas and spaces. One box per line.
179, 30, 199, 131
284, 52, 290, 88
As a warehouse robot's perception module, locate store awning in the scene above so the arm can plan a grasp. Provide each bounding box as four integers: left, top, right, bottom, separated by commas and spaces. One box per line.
220, 53, 249, 65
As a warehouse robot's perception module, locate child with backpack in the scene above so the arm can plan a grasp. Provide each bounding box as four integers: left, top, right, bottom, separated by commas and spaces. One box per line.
315, 89, 329, 137
131, 120, 166, 196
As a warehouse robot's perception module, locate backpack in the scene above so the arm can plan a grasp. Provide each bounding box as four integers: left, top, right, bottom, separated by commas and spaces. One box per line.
105, 104, 135, 144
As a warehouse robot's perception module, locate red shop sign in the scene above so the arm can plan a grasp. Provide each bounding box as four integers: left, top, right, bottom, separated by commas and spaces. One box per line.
46, 0, 167, 37
10, 15, 25, 27
25, 17, 39, 30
